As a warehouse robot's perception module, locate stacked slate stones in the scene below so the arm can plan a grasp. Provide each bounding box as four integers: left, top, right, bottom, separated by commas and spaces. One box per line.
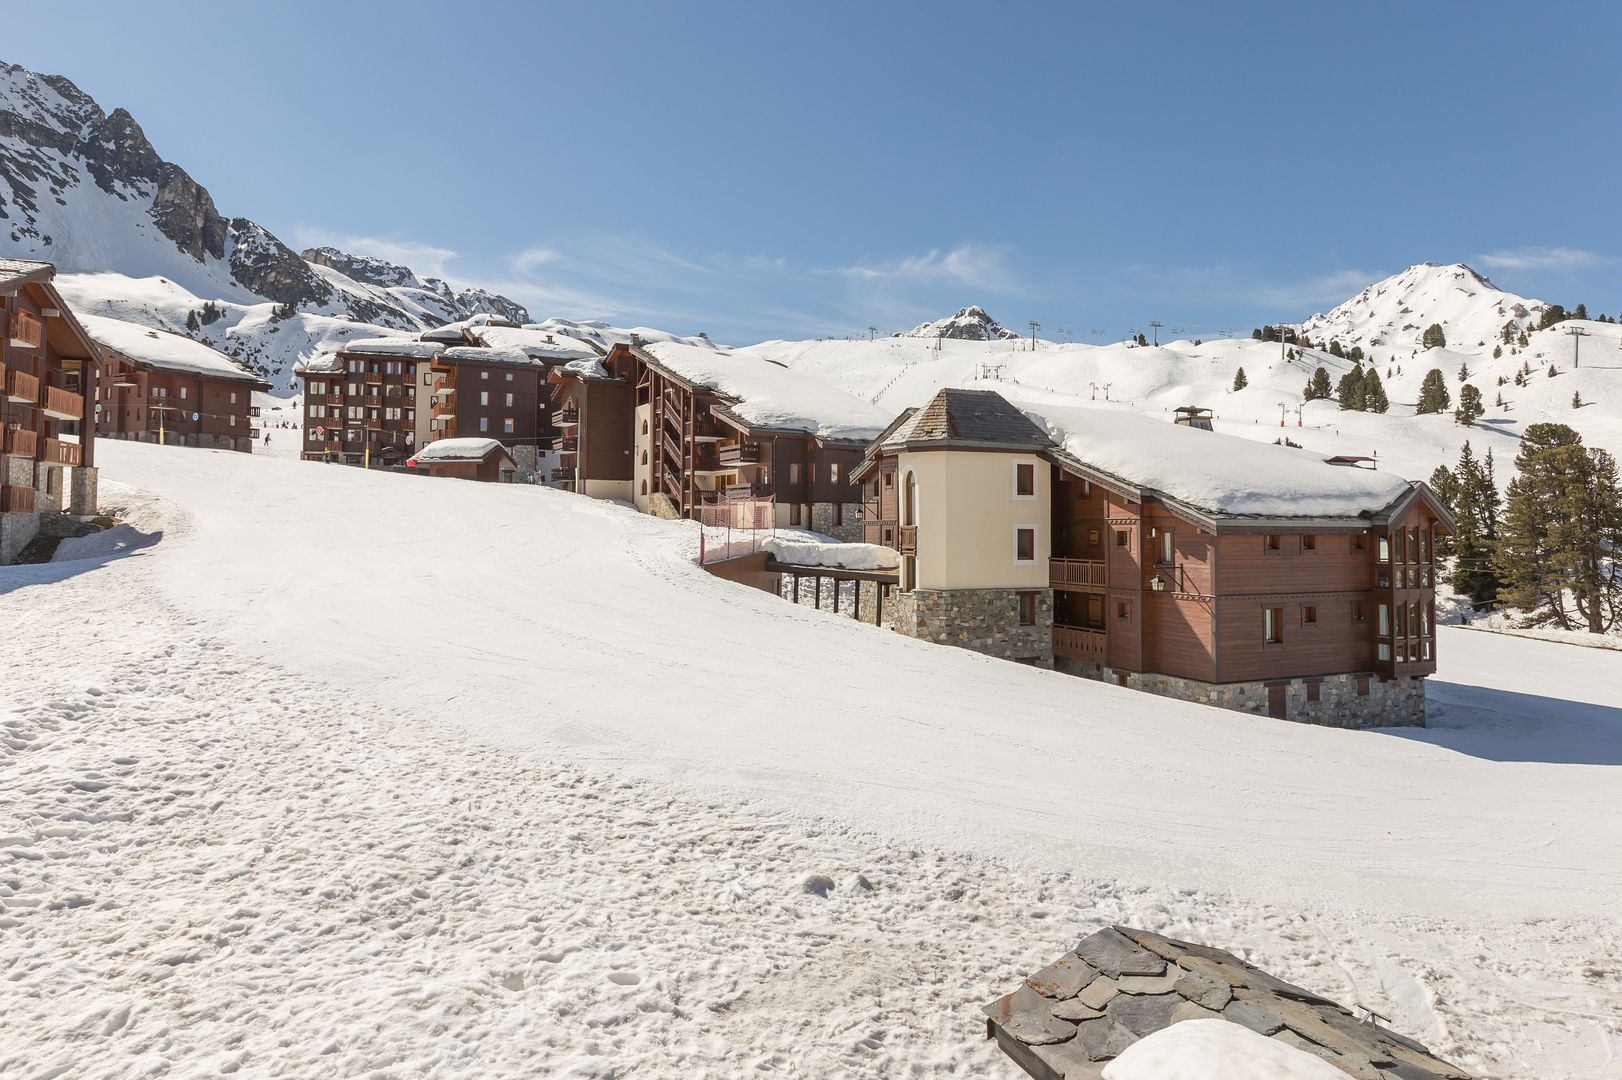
983, 926, 1475, 1080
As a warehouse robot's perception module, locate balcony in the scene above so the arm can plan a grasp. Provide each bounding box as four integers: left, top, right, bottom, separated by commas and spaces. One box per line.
364, 372, 383, 385
5, 368, 38, 404
41, 437, 81, 467
898, 525, 917, 555
553, 435, 578, 453
662, 431, 684, 468
325, 393, 343, 406
8, 310, 43, 349
554, 408, 579, 426
41, 384, 85, 421
1049, 557, 1106, 590
364, 393, 383, 408
1053, 625, 1107, 664
550, 467, 573, 481
718, 441, 760, 466
0, 484, 34, 513
3, 428, 38, 456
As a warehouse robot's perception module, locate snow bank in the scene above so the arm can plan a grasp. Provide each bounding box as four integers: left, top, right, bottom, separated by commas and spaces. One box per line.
1019, 397, 1414, 518
78, 313, 263, 383
643, 341, 895, 440
1102, 1019, 1348, 1080
760, 537, 899, 570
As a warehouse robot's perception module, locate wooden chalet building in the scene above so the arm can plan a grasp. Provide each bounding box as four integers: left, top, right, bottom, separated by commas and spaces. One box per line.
550, 338, 892, 533
409, 436, 517, 482
0, 259, 99, 563
299, 317, 597, 478
853, 388, 1453, 727
82, 314, 270, 451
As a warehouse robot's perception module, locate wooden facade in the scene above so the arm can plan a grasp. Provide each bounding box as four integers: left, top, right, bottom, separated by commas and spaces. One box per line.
301, 348, 429, 465
92, 343, 268, 453
0, 261, 98, 544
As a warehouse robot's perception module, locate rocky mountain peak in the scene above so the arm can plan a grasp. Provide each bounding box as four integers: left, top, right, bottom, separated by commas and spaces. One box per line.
902, 305, 1021, 341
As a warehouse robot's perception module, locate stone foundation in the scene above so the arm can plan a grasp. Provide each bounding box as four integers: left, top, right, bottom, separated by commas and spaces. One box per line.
1054, 660, 1425, 728
510, 444, 539, 483
810, 501, 864, 543
0, 509, 37, 564
69, 466, 98, 517
890, 587, 1054, 667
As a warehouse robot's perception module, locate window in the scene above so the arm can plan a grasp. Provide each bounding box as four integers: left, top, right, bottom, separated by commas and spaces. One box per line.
641, 419, 649, 434
480, 391, 489, 406
229, 392, 237, 405
505, 393, 514, 407
229, 415, 235, 426
883, 472, 894, 488
1302, 534, 1316, 552
179, 386, 188, 400
790, 503, 802, 527
1015, 527, 1036, 563
1352, 601, 1367, 624
1115, 530, 1129, 548
642, 450, 649, 465
830, 463, 840, 485
1421, 639, 1432, 661
1377, 535, 1390, 563
809, 463, 818, 485
1305, 680, 1321, 703
1303, 605, 1318, 625
503, 417, 515, 434
1377, 603, 1390, 637
789, 462, 802, 485
641, 480, 648, 495
479, 418, 489, 433
1264, 607, 1285, 644
1015, 462, 1035, 497
1088, 528, 1100, 546
1117, 600, 1131, 621
480, 371, 489, 380
1265, 534, 1282, 552
1017, 591, 1037, 626
1158, 530, 1173, 565
406, 410, 414, 422
1353, 533, 1367, 552
505, 372, 514, 382
1377, 642, 1391, 662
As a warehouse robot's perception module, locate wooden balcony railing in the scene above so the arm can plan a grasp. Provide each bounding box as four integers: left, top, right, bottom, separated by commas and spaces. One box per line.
898, 525, 918, 555
554, 408, 579, 425
364, 394, 383, 408
41, 437, 81, 467
553, 435, 578, 453
4, 427, 38, 456
364, 372, 383, 385
325, 393, 343, 406
5, 368, 39, 404
718, 441, 760, 466
0, 484, 35, 513
41, 384, 84, 421
550, 467, 573, 481
1049, 557, 1106, 589
8, 310, 43, 350
1053, 625, 1107, 663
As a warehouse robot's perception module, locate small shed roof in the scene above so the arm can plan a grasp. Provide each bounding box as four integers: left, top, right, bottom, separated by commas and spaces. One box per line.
984, 925, 1475, 1080
411, 437, 513, 464
884, 387, 1056, 452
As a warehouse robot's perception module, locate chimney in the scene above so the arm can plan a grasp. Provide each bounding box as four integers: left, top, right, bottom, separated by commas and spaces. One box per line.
629, 332, 642, 347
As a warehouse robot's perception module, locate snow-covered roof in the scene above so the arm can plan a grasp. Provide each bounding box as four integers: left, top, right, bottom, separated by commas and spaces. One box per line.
472, 324, 601, 362
78, 313, 265, 384
0, 257, 55, 289
441, 344, 548, 368
1020, 398, 1414, 520
411, 437, 512, 463
339, 337, 446, 358
557, 357, 611, 381
760, 537, 899, 571
641, 341, 895, 441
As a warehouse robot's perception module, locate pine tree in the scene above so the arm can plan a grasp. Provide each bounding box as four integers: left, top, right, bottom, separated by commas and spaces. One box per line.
1492, 345, 1502, 359
1422, 323, 1447, 349
1328, 339, 1345, 358
1495, 424, 1622, 632
1573, 391, 1584, 408
1232, 367, 1248, 391
1548, 364, 1558, 377
1361, 367, 1390, 413
185, 309, 200, 332
1336, 363, 1366, 410
1458, 362, 1470, 381
1251, 327, 1264, 341
1416, 368, 1450, 414
1454, 383, 1484, 426
1575, 303, 1588, 320
1442, 442, 1502, 606
1348, 345, 1364, 363
1303, 365, 1332, 401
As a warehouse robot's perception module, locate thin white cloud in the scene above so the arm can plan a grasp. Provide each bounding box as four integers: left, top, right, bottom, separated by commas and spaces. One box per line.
838, 244, 1016, 293
511, 246, 561, 273
1475, 246, 1601, 272
290, 228, 461, 279
1243, 269, 1377, 311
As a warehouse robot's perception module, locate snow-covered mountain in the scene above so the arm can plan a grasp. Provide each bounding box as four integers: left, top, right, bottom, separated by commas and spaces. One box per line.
1300, 263, 1548, 353
0, 61, 529, 390
901, 305, 1022, 341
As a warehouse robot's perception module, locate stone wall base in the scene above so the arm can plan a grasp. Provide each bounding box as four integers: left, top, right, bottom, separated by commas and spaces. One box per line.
889, 587, 1054, 668
810, 501, 865, 543
0, 509, 38, 565
69, 467, 99, 517
510, 444, 539, 483
1054, 660, 1425, 728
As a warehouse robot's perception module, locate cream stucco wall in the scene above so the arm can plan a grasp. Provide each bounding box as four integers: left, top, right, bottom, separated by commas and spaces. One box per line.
585, 478, 634, 502
632, 403, 652, 512
413, 360, 434, 449
898, 448, 1050, 590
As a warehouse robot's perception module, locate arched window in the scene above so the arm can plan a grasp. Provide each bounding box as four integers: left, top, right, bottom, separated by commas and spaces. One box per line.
641, 418, 649, 435
642, 450, 649, 465
641, 480, 648, 496
902, 471, 918, 526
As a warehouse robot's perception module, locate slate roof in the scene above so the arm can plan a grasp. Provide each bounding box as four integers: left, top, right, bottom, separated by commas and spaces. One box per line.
884, 388, 1055, 452
0, 258, 55, 289
984, 926, 1475, 1080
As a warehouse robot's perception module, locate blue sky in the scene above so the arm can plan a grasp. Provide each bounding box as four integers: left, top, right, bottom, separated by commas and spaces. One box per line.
19, 1, 1621, 342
